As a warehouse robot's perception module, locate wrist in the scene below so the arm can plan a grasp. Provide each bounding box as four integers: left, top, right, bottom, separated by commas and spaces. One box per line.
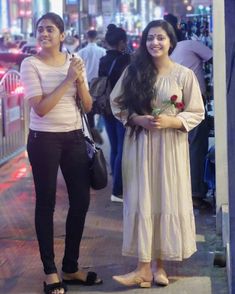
65, 77, 74, 86
131, 115, 142, 126
76, 78, 85, 86
169, 116, 183, 129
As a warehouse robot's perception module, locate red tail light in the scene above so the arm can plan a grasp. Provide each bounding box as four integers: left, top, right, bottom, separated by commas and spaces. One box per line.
132, 42, 138, 48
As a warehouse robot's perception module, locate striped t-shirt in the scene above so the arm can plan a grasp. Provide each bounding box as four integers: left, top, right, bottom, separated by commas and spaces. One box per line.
20, 54, 86, 132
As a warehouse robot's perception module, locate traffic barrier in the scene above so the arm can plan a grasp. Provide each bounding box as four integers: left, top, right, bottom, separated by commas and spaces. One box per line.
0, 70, 27, 165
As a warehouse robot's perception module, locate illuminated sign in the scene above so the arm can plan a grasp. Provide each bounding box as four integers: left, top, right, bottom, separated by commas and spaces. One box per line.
66, 0, 77, 4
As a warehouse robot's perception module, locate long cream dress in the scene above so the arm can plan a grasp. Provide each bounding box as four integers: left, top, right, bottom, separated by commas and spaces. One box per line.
110, 63, 205, 262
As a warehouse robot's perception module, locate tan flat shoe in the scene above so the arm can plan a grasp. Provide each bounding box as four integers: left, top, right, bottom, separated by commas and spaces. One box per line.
113, 271, 152, 288
153, 268, 169, 286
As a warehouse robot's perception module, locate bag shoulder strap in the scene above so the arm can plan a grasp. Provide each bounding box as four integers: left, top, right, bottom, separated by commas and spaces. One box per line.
97, 57, 118, 94
79, 101, 95, 142
107, 57, 118, 77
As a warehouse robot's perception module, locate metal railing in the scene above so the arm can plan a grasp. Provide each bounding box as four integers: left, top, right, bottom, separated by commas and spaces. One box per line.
0, 70, 26, 165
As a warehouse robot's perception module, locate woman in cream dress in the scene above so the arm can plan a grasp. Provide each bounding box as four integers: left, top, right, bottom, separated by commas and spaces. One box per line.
110, 20, 205, 287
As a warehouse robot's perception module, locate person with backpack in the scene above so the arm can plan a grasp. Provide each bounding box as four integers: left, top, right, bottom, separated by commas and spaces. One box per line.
98, 24, 130, 203
78, 30, 106, 144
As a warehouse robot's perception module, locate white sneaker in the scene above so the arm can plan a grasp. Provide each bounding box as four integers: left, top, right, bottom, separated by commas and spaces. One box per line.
111, 195, 123, 203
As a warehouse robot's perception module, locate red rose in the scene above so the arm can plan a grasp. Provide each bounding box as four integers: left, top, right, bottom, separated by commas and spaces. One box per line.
175, 102, 185, 110
170, 95, 178, 102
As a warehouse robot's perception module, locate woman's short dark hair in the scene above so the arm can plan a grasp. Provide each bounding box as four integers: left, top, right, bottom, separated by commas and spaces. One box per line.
87, 30, 97, 39
105, 24, 127, 46
36, 12, 64, 33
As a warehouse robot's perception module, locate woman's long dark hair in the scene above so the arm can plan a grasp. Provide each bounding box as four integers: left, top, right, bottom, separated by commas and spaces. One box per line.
121, 20, 177, 118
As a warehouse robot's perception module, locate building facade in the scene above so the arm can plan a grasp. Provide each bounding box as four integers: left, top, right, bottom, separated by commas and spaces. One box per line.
0, 0, 214, 38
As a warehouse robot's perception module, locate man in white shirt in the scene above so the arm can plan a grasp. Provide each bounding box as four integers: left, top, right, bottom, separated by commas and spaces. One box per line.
78, 30, 106, 143
78, 30, 106, 83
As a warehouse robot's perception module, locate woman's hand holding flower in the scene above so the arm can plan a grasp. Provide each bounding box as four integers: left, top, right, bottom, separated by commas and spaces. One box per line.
154, 114, 173, 129
150, 94, 185, 130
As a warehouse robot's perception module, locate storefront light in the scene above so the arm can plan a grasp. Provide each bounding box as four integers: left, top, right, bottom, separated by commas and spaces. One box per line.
205, 6, 210, 12
19, 10, 25, 16
198, 5, 204, 10
126, 13, 132, 32
49, 0, 63, 17
115, 13, 121, 25
26, 10, 32, 16
186, 5, 193, 11
154, 6, 163, 19
141, 0, 146, 30
96, 16, 103, 28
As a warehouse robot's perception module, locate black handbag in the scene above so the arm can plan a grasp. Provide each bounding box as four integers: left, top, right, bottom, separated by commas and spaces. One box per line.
80, 105, 108, 190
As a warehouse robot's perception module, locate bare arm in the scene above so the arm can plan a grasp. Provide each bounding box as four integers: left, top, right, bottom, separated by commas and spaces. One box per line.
76, 79, 93, 113
29, 77, 74, 116
29, 56, 92, 116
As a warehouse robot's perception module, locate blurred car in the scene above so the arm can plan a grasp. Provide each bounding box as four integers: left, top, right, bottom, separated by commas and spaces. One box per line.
20, 44, 40, 54
0, 52, 30, 80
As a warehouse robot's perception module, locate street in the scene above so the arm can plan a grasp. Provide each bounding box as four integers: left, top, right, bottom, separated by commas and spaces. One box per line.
0, 136, 228, 293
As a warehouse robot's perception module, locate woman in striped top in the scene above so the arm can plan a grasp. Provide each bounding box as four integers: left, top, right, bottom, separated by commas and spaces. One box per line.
20, 12, 102, 294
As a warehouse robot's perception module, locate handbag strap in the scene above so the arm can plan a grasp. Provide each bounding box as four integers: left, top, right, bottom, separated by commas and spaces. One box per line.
101, 56, 118, 92
79, 100, 95, 142
107, 57, 118, 77
78, 56, 118, 138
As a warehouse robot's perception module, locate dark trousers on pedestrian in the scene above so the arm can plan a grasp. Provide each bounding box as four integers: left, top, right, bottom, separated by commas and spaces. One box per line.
27, 129, 90, 275
189, 117, 210, 199
103, 114, 125, 197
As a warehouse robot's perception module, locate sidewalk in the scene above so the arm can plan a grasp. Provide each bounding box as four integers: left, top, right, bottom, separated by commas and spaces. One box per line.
0, 146, 228, 294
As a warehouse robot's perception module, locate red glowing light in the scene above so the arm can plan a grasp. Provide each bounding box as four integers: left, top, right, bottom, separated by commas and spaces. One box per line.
19, 10, 25, 16
26, 10, 32, 16
11, 86, 24, 95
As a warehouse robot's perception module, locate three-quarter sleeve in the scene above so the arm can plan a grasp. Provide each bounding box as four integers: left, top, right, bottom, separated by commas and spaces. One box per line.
20, 58, 42, 100
110, 68, 129, 126
177, 68, 205, 132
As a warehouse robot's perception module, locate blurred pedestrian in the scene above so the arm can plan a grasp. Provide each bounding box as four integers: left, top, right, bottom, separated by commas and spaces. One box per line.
78, 29, 106, 143
27, 32, 37, 46
64, 33, 80, 53
20, 12, 102, 294
163, 13, 184, 42
110, 20, 204, 287
79, 30, 106, 84
168, 14, 213, 209
98, 24, 130, 203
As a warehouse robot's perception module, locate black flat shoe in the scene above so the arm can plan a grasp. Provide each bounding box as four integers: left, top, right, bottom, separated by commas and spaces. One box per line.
43, 281, 67, 294
63, 271, 103, 286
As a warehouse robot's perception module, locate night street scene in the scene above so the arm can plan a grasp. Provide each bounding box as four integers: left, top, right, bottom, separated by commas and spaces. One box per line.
0, 0, 234, 293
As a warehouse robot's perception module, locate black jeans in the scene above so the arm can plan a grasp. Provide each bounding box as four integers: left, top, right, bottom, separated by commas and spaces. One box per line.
27, 129, 90, 274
